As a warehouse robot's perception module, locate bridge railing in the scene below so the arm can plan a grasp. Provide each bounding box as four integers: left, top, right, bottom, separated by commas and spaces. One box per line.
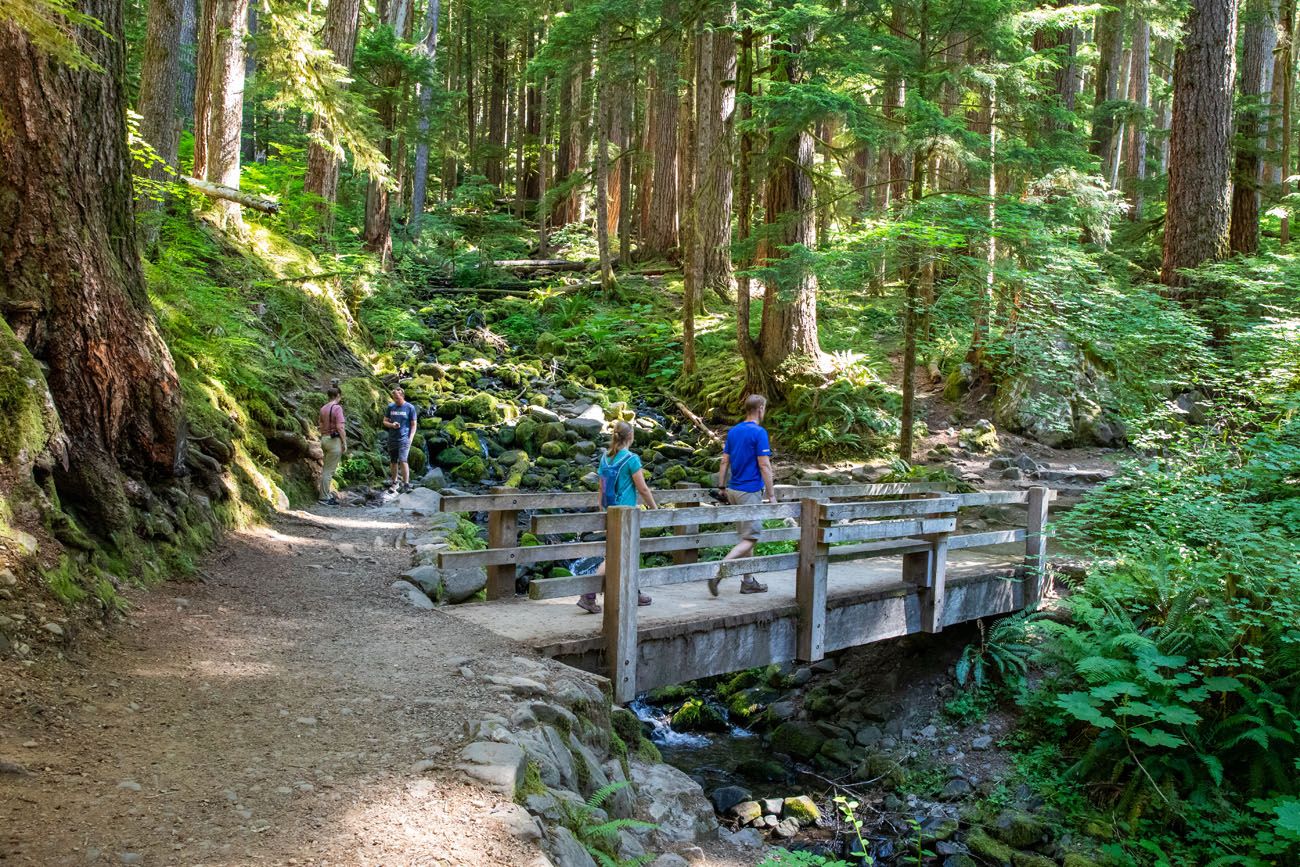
437, 482, 953, 598
439, 482, 1051, 702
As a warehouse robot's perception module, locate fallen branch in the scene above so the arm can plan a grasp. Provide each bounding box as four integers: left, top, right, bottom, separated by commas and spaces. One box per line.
665, 394, 722, 445
180, 176, 280, 214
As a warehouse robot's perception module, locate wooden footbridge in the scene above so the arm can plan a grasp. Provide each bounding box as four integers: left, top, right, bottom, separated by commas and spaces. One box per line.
437, 483, 1052, 702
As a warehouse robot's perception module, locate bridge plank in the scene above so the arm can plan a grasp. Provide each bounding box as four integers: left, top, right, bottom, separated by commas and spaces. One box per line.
947, 529, 1026, 549
773, 482, 946, 500
822, 516, 957, 544
1024, 486, 1050, 607
823, 497, 958, 521
531, 501, 801, 535
952, 490, 1031, 507
445, 526, 804, 570
440, 487, 711, 512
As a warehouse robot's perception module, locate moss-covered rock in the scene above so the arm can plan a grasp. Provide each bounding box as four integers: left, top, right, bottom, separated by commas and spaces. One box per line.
992, 811, 1047, 849
817, 738, 856, 768
671, 698, 728, 732
966, 829, 1015, 866
540, 440, 567, 459
782, 795, 821, 825
1011, 852, 1057, 867
855, 753, 906, 787
451, 456, 486, 483
1062, 854, 1102, 867
770, 721, 826, 761
803, 687, 840, 719
407, 446, 427, 476
646, 683, 695, 703
736, 758, 786, 782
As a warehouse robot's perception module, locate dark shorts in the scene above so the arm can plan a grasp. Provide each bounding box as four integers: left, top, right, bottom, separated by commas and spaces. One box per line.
387, 436, 412, 463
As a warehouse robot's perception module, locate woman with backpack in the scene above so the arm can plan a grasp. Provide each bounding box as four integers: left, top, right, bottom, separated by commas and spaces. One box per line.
577, 420, 657, 614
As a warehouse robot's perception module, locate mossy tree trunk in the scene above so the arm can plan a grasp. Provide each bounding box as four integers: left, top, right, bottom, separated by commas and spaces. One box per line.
0, 1, 185, 534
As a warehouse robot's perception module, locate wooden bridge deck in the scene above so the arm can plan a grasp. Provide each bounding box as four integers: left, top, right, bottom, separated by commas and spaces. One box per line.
437, 483, 1049, 700
443, 547, 1028, 693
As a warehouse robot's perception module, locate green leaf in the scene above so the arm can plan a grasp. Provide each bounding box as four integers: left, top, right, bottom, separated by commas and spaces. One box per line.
1203, 676, 1243, 692
1090, 681, 1146, 701
1273, 800, 1300, 841
1057, 691, 1116, 729
1156, 705, 1201, 726
1129, 727, 1186, 748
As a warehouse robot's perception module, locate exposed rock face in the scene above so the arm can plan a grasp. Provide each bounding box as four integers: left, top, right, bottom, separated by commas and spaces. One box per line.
992, 341, 1127, 448
458, 658, 717, 865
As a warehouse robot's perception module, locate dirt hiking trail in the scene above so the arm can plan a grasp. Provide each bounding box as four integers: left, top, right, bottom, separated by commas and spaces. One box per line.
1, 505, 549, 866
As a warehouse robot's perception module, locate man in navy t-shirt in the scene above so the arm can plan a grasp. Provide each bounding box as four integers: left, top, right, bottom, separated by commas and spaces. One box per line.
709, 394, 775, 596
382, 387, 420, 493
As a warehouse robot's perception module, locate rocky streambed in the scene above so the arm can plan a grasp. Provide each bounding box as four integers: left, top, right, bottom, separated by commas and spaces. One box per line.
629, 629, 1106, 867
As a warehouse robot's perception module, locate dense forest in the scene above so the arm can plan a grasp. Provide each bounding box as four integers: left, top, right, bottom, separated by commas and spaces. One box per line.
2, 0, 1299, 863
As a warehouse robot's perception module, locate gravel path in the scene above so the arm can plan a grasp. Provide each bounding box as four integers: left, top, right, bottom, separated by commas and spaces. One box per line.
0, 505, 546, 866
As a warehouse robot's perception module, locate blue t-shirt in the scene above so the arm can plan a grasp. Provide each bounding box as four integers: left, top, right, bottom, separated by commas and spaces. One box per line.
386, 401, 419, 440
599, 449, 642, 507
724, 421, 772, 493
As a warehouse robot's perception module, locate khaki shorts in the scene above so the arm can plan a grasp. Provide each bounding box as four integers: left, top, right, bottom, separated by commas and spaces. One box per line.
726, 488, 763, 542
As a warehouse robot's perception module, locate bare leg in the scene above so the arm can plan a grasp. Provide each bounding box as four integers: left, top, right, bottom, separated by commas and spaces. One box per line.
401, 462, 410, 484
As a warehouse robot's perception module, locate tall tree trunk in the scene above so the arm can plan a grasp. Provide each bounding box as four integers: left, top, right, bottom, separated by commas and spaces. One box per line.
538, 73, 552, 255
304, 0, 363, 229
486, 33, 507, 185
1231, 0, 1280, 253
241, 3, 258, 165
693, 3, 737, 302
1092, 1, 1126, 183
364, 0, 413, 265
681, 18, 700, 376
0, 1, 184, 534
1280, 0, 1295, 244
606, 73, 629, 242
645, 0, 681, 258
178, 0, 198, 123
755, 27, 823, 382
195, 0, 249, 227
136, 0, 185, 242
1161, 0, 1238, 288
735, 25, 762, 389
409, 0, 441, 235
594, 24, 614, 293
514, 36, 528, 218
1126, 16, 1150, 220
464, 2, 476, 172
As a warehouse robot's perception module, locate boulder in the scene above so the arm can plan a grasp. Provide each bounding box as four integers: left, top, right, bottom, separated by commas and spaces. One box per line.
529, 406, 563, 424
772, 819, 800, 838
770, 721, 826, 760
545, 826, 597, 867
971, 735, 994, 751
390, 580, 434, 610
818, 738, 855, 768
966, 829, 1014, 866
458, 741, 527, 794
730, 801, 763, 824
395, 486, 441, 514
782, 795, 820, 825
942, 778, 974, 800
401, 566, 443, 597
1012, 853, 1057, 867
709, 785, 752, 815
442, 567, 488, 603
650, 856, 690, 867
629, 759, 718, 846
991, 811, 1046, 848
719, 827, 764, 849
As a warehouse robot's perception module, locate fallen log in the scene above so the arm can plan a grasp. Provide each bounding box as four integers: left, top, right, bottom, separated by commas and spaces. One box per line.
491, 258, 594, 272
180, 176, 280, 214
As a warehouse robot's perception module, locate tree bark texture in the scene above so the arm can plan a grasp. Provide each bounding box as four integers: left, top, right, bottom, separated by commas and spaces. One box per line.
1230, 0, 1280, 253
0, 3, 184, 534
755, 31, 822, 379
645, 0, 681, 258
1161, 0, 1238, 288
409, 0, 442, 235
138, 0, 185, 173
1091, 2, 1125, 183
1125, 16, 1150, 220
195, 0, 249, 226
305, 0, 363, 224
486, 33, 507, 185
178, 0, 198, 123
692, 5, 737, 301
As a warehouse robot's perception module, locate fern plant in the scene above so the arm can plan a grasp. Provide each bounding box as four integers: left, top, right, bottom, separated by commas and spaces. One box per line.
956, 611, 1036, 692
559, 780, 656, 867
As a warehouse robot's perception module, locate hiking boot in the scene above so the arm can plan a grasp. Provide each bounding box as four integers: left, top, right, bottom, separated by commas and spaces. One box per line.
577, 594, 601, 614
400, 483, 413, 493
739, 578, 768, 594
638, 593, 652, 606
707, 567, 723, 597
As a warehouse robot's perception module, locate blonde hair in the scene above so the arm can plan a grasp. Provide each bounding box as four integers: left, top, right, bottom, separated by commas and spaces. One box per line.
606, 420, 634, 458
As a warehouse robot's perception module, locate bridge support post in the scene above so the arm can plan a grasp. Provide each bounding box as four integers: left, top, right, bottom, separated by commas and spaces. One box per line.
671, 485, 700, 565
796, 498, 829, 662
604, 505, 640, 704
486, 486, 519, 600
904, 535, 949, 634
1023, 485, 1050, 608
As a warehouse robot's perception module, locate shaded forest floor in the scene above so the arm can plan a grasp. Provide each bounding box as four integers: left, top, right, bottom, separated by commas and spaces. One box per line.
0, 505, 546, 866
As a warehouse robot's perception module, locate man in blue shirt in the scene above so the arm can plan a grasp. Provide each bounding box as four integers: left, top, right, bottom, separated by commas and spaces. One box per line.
382, 387, 420, 493
709, 394, 774, 596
